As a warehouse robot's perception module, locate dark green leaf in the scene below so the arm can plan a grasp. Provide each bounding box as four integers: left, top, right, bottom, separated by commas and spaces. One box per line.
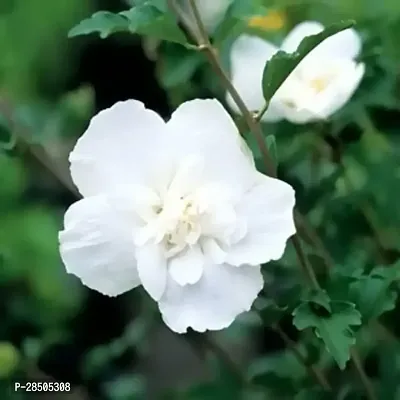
349, 263, 400, 320
159, 46, 203, 88
262, 21, 355, 103
252, 372, 296, 396
68, 11, 129, 39
0, 113, 16, 151
254, 297, 287, 325
293, 301, 361, 369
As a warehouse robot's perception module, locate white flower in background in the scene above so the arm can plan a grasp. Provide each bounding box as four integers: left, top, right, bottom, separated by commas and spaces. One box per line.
228, 21, 365, 124
181, 0, 232, 32
59, 99, 296, 333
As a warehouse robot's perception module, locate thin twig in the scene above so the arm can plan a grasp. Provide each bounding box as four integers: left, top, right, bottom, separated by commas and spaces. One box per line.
350, 348, 377, 400
294, 211, 335, 270
272, 325, 332, 391
0, 99, 80, 198
291, 234, 321, 290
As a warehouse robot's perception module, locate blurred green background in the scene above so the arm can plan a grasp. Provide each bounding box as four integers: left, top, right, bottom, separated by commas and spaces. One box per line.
1, 0, 400, 399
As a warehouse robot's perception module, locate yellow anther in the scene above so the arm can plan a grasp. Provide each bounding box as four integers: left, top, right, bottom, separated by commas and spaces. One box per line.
248, 10, 286, 31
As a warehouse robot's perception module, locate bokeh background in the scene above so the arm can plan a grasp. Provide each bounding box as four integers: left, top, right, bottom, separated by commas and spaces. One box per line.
1, 0, 400, 399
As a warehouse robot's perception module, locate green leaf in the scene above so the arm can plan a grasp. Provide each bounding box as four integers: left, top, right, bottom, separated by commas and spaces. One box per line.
68, 4, 187, 44
262, 20, 355, 103
293, 301, 362, 370
306, 289, 332, 313
68, 11, 129, 39
131, 0, 168, 12
349, 264, 400, 320
122, 4, 187, 44
252, 372, 296, 396
0, 112, 16, 150
159, 46, 203, 88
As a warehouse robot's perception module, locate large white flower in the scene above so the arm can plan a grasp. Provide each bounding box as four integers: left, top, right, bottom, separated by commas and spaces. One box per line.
59, 99, 296, 333
228, 21, 365, 124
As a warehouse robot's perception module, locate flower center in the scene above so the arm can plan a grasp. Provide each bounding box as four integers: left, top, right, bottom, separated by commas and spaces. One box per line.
310, 76, 329, 93
159, 194, 203, 257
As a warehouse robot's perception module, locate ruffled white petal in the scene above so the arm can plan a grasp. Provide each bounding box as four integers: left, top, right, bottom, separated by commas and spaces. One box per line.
167, 99, 257, 193
226, 175, 296, 266
159, 263, 263, 333
136, 244, 167, 301
169, 246, 204, 286
59, 195, 140, 296
228, 35, 282, 121
281, 21, 324, 53
69, 100, 167, 197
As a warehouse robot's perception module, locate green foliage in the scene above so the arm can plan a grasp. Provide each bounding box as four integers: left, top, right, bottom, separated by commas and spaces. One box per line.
69, 2, 187, 44
1, 0, 400, 398
262, 20, 355, 105
293, 296, 362, 369
68, 11, 129, 39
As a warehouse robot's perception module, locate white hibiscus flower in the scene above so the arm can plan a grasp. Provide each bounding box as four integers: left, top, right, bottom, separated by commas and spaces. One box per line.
59, 99, 296, 333
228, 21, 365, 124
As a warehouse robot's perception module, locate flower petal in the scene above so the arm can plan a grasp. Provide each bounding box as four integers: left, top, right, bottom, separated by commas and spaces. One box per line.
227, 35, 282, 120
311, 62, 365, 119
167, 99, 257, 193
159, 263, 263, 333
281, 21, 324, 53
226, 175, 296, 266
69, 100, 167, 197
312, 28, 362, 59
59, 195, 140, 297
136, 244, 167, 301
169, 245, 204, 286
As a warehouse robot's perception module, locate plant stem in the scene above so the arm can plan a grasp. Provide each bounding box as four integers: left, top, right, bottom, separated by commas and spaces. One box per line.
0, 100, 80, 197
272, 325, 332, 391
350, 348, 377, 400
255, 101, 270, 122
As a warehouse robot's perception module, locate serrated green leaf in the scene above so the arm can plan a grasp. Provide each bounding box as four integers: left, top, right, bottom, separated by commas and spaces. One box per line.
307, 289, 332, 313
122, 5, 187, 44
68, 11, 129, 39
293, 301, 361, 369
262, 21, 355, 103
69, 4, 187, 44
